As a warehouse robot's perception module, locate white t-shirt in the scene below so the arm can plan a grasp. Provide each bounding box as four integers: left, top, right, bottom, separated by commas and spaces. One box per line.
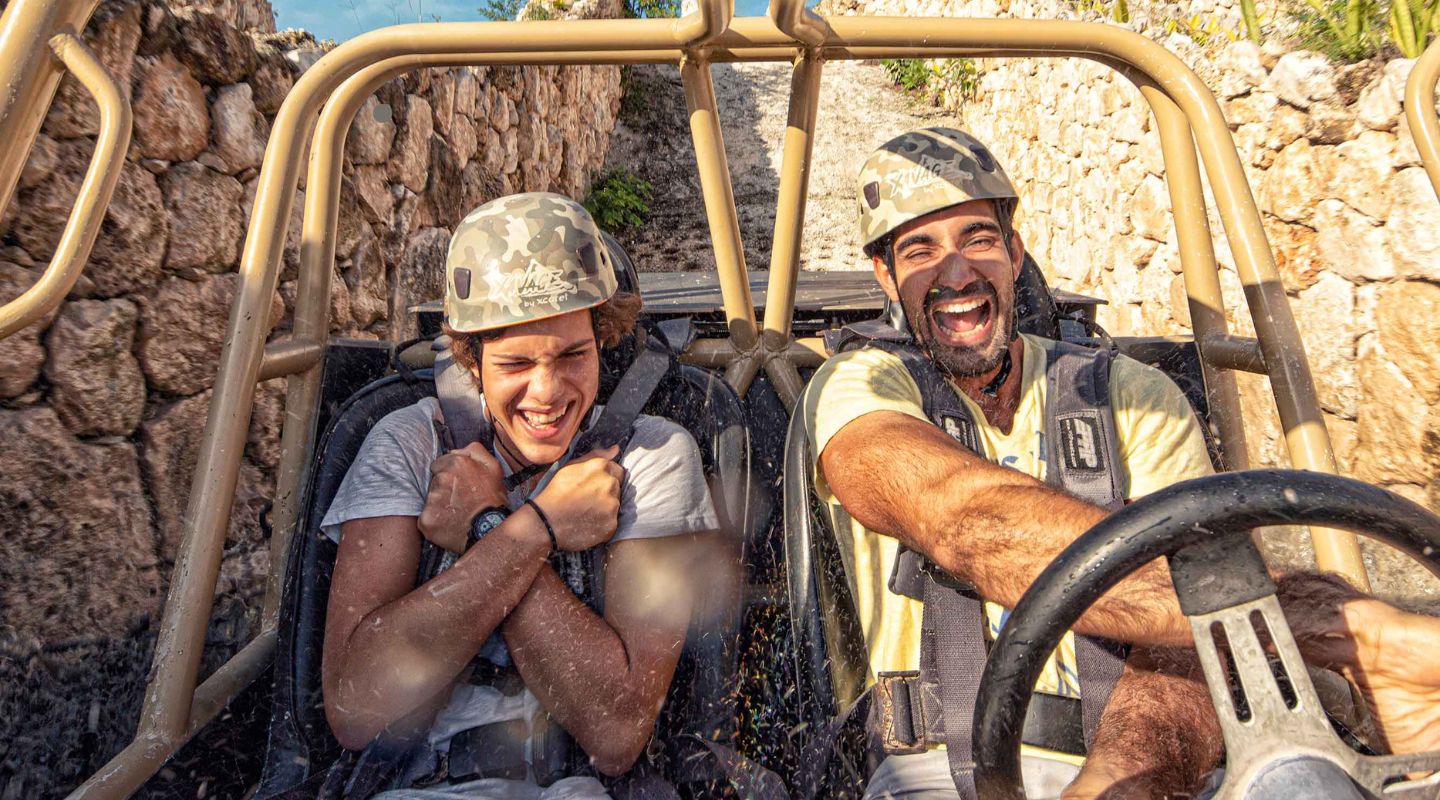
320, 396, 720, 753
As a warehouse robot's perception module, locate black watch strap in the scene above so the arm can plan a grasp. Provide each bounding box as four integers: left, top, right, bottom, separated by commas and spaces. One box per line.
465, 506, 510, 552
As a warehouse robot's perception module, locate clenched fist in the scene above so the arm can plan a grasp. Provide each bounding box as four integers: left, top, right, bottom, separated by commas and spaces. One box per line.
418, 442, 508, 553
533, 445, 625, 552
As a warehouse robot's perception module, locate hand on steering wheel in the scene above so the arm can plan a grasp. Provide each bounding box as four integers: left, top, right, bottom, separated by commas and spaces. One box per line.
972, 469, 1440, 800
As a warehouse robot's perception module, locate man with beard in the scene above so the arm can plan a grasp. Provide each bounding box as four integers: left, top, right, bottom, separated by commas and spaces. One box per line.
800, 127, 1440, 799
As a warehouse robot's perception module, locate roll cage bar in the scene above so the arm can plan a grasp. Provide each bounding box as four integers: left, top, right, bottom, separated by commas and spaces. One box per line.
0, 0, 1437, 794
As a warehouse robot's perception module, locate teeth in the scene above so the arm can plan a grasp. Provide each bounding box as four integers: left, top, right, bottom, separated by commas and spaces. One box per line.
935, 297, 988, 314
522, 410, 564, 426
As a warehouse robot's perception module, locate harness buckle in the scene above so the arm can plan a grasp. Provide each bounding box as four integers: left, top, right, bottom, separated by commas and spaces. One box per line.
875, 671, 928, 755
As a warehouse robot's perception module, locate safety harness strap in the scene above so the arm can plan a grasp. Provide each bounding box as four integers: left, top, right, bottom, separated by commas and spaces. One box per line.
829, 323, 1128, 794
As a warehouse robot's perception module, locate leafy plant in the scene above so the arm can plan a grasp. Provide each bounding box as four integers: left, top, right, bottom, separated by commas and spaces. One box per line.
1289, 0, 1383, 60
1163, 12, 1242, 45
1240, 0, 1264, 41
882, 58, 981, 102
1068, 0, 1130, 23
882, 58, 932, 92
583, 169, 653, 234
478, 0, 525, 20
1389, 0, 1438, 57
626, 0, 681, 17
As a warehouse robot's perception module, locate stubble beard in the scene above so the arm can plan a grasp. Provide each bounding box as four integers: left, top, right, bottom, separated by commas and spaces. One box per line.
903, 285, 1016, 379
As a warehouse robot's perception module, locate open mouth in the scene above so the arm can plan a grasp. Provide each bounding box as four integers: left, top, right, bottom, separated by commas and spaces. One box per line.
517, 403, 572, 440
930, 295, 995, 346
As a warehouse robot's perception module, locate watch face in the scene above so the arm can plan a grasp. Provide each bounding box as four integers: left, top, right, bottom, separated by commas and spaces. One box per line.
476, 509, 508, 532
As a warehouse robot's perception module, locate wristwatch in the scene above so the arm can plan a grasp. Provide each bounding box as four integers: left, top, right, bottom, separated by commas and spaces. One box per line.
465, 506, 509, 552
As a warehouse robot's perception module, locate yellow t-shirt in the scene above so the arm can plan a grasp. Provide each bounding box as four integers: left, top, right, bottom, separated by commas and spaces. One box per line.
803, 333, 1215, 701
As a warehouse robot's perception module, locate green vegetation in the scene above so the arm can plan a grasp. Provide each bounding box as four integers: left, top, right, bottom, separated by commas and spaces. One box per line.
478, 0, 560, 20
1389, 0, 1438, 56
1068, 0, 1130, 23
626, 0, 681, 17
1289, 0, 1383, 60
881, 58, 981, 103
583, 169, 654, 234
1240, 0, 1264, 41
1163, 12, 1242, 45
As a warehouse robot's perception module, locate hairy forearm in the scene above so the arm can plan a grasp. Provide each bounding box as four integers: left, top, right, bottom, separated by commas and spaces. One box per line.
501, 566, 674, 775
824, 412, 1192, 646
327, 512, 549, 748
1067, 647, 1223, 799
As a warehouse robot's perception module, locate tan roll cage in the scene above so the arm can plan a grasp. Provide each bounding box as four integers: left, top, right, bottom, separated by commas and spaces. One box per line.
0, 0, 1386, 794
1407, 35, 1440, 200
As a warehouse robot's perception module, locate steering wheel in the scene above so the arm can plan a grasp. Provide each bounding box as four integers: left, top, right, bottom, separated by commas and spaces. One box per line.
972, 469, 1440, 800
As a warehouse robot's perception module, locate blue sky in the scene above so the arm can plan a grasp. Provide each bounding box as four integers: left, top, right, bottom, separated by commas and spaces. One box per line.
272, 0, 792, 43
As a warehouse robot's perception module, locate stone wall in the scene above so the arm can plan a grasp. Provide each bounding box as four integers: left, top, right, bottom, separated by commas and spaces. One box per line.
0, 0, 623, 648
824, 0, 1440, 592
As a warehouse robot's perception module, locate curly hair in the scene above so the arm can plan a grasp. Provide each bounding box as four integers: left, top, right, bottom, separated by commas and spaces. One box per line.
444, 290, 643, 382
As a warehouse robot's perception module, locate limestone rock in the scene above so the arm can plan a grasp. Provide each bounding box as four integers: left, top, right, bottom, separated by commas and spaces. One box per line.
1264, 217, 1322, 292
1385, 168, 1440, 281
278, 273, 351, 332
1128, 174, 1170, 242
0, 407, 160, 641
1305, 99, 1359, 145
1357, 58, 1415, 132
139, 391, 273, 558
1331, 131, 1395, 220
389, 228, 450, 339
1265, 104, 1309, 152
1266, 51, 1338, 109
1224, 91, 1277, 128
44, 299, 146, 436
449, 114, 479, 169
43, 3, 142, 139
345, 228, 390, 328
0, 264, 51, 398
1353, 347, 1434, 486
336, 176, 366, 259
1313, 199, 1394, 283
432, 71, 457, 138
210, 83, 269, 174
11, 145, 168, 296
1376, 280, 1440, 403
19, 133, 60, 190
138, 274, 284, 395
162, 162, 245, 272
1214, 41, 1267, 99
353, 164, 395, 224
284, 45, 325, 74
250, 41, 295, 115
1261, 139, 1337, 224
1294, 272, 1357, 418
173, 6, 257, 86
456, 69, 480, 117
138, 0, 179, 56
423, 136, 464, 225
347, 97, 397, 166
133, 52, 210, 162
388, 96, 433, 193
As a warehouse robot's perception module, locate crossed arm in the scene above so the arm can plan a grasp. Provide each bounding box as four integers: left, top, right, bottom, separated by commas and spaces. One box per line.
323, 506, 701, 775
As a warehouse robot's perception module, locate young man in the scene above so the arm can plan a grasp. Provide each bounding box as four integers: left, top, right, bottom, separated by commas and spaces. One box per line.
320, 193, 722, 798
803, 127, 1440, 799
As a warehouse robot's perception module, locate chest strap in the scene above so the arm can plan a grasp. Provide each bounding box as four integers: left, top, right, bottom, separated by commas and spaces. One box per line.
831, 324, 1127, 796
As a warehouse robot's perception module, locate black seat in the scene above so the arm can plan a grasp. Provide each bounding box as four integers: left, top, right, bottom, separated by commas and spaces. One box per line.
255, 241, 752, 798
781, 254, 1223, 794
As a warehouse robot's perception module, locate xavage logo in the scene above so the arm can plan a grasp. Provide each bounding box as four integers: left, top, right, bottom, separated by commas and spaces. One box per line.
891, 153, 977, 198
496, 260, 578, 309
1058, 416, 1103, 472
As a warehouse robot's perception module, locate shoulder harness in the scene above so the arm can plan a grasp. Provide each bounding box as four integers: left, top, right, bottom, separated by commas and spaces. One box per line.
828, 320, 1129, 800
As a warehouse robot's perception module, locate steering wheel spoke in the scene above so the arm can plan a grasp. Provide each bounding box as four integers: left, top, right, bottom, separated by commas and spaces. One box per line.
974, 470, 1440, 800
1189, 595, 1359, 799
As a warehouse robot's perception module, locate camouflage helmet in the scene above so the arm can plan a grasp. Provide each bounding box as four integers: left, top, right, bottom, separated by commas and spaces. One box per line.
856, 127, 1017, 249
445, 192, 619, 333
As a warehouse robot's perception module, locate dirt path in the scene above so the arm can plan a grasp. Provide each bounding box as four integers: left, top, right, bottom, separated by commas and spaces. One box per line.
604, 60, 950, 274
